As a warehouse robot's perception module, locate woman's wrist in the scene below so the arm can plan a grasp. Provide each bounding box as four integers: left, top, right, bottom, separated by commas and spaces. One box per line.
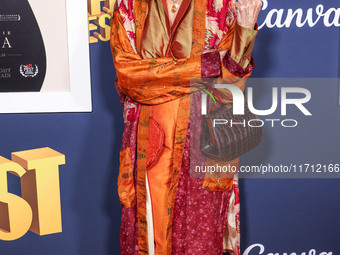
235, 0, 262, 30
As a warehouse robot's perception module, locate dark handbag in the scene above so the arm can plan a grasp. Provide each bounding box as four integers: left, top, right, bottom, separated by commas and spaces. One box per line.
200, 92, 263, 162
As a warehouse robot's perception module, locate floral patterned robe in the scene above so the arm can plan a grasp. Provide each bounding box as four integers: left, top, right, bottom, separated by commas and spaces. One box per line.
110, 0, 257, 254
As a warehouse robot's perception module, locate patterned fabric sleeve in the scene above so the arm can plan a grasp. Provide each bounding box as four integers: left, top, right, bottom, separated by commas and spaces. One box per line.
201, 21, 258, 80
201, 22, 257, 79
203, 0, 258, 79
222, 22, 258, 77
229, 23, 258, 68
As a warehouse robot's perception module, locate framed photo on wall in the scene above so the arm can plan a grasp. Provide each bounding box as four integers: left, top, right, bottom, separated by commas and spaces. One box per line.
0, 0, 92, 113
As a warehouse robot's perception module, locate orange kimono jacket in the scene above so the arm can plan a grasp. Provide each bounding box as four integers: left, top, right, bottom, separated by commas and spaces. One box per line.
111, 0, 257, 254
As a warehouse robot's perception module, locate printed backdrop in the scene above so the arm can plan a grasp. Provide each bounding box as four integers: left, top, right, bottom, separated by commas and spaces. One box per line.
0, 0, 339, 254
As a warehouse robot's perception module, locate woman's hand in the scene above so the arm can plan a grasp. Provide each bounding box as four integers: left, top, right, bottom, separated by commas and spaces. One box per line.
236, 0, 262, 29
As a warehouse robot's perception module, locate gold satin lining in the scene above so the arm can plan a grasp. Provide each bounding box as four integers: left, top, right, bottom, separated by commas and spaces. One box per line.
170, 0, 193, 58
141, 0, 193, 59
141, 0, 170, 58
230, 22, 258, 69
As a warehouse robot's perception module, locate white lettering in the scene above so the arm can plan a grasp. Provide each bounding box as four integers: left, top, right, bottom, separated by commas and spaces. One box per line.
260, 1, 340, 29
248, 87, 278, 116
243, 243, 333, 255
2, 37, 11, 48
281, 88, 312, 116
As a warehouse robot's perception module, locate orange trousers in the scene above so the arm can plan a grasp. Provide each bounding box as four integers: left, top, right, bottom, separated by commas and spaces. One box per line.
147, 99, 180, 254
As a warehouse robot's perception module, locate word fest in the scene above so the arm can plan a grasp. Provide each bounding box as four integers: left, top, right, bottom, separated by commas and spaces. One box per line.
0, 147, 65, 241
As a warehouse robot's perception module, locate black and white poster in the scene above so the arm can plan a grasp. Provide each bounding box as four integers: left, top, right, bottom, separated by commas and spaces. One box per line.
0, 0, 91, 113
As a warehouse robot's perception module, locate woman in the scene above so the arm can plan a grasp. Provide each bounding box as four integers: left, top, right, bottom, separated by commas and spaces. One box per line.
110, 0, 262, 254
